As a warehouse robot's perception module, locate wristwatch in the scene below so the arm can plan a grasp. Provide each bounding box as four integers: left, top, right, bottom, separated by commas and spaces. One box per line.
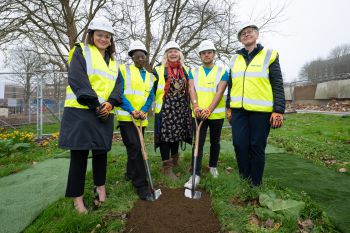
193, 99, 197, 104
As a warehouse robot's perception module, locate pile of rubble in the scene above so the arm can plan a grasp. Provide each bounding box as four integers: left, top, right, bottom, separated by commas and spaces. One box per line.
288, 100, 350, 112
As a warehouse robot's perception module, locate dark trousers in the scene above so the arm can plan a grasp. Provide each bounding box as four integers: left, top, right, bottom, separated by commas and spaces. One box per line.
230, 108, 271, 186
65, 150, 107, 197
159, 141, 180, 161
192, 118, 224, 175
120, 122, 148, 189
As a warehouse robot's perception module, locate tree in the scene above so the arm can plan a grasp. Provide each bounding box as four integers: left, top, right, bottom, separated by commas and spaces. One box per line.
1, 0, 287, 72
0, 0, 110, 71
328, 43, 350, 60
299, 43, 350, 82
4, 47, 46, 113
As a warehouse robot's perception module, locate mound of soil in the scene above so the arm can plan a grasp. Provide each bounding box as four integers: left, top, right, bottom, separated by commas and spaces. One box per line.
123, 187, 222, 233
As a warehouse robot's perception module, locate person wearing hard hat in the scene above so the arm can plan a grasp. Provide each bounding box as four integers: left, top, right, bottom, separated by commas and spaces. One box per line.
116, 40, 156, 201
59, 17, 122, 213
152, 41, 192, 180
226, 23, 285, 186
183, 40, 228, 189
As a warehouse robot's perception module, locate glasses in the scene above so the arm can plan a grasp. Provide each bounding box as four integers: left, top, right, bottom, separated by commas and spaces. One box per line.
240, 29, 256, 37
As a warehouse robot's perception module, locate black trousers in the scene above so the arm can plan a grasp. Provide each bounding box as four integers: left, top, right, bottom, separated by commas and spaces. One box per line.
192, 118, 224, 175
159, 141, 180, 161
120, 122, 148, 189
230, 108, 271, 186
65, 150, 107, 197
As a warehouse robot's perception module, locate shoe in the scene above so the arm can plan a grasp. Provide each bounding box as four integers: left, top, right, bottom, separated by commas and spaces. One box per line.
137, 187, 153, 201
93, 186, 106, 208
162, 159, 178, 180
209, 167, 219, 178
73, 197, 88, 214
124, 172, 133, 181
184, 175, 200, 189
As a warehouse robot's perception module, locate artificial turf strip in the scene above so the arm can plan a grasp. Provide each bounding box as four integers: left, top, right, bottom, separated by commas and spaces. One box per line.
0, 158, 92, 233
265, 153, 350, 233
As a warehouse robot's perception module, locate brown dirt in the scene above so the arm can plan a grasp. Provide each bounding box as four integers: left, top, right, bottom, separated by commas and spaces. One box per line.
123, 187, 222, 233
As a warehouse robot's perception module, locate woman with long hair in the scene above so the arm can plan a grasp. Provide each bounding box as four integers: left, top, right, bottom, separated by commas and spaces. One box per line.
153, 41, 192, 179
59, 17, 122, 213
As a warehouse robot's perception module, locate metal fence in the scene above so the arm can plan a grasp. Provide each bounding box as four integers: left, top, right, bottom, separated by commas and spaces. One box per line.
1, 71, 349, 137
0, 71, 67, 138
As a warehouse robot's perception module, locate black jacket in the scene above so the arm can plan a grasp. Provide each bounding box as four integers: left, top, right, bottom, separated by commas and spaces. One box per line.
68, 45, 122, 109
226, 44, 285, 114
58, 45, 122, 151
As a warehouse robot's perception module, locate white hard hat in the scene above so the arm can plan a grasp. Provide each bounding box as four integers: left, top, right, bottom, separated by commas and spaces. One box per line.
197, 40, 216, 54
237, 23, 259, 40
88, 17, 114, 35
128, 40, 148, 56
164, 41, 181, 52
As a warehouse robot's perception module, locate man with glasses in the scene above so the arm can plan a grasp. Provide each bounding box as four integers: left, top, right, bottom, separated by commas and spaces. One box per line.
116, 40, 156, 200
226, 24, 285, 186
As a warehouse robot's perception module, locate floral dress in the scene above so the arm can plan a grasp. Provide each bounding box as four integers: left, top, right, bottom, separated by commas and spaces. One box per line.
160, 75, 192, 143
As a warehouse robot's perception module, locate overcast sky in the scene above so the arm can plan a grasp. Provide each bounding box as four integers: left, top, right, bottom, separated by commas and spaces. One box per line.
1, 0, 349, 83
237, 0, 350, 82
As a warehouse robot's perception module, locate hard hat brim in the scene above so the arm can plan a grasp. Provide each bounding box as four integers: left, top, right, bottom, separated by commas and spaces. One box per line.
128, 49, 148, 57
237, 25, 259, 39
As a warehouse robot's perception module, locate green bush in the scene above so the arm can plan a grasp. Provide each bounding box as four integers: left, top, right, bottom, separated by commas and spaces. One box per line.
0, 139, 32, 157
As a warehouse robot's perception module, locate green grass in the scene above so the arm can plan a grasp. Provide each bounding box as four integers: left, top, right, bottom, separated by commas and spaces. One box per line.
0, 140, 64, 178
25, 140, 339, 233
268, 113, 350, 172
0, 147, 64, 178
4, 113, 349, 232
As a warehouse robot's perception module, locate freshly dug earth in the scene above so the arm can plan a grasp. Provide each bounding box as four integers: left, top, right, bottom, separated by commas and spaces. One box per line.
123, 187, 222, 233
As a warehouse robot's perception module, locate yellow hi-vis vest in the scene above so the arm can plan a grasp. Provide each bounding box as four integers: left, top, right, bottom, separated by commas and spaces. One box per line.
191, 65, 226, 119
64, 43, 118, 112
154, 65, 189, 114
229, 48, 277, 112
116, 64, 155, 126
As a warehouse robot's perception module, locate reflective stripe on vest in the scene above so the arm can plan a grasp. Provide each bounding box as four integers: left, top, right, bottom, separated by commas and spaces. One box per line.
229, 48, 276, 112
64, 43, 118, 110
116, 64, 154, 126
192, 65, 226, 119
154, 65, 189, 114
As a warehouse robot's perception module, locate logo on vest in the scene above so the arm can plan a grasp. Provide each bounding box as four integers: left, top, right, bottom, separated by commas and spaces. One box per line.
250, 64, 262, 67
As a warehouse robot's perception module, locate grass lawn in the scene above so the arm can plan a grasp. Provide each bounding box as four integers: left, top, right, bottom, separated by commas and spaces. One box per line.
24, 141, 339, 233
1, 113, 348, 232
268, 113, 350, 172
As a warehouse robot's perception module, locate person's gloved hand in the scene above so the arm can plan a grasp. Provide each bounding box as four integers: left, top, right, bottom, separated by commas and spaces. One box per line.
200, 108, 211, 120
139, 110, 147, 120
270, 112, 284, 128
96, 102, 113, 121
131, 110, 140, 119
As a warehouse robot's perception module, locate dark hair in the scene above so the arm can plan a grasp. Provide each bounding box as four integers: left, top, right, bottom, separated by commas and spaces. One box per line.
86, 30, 116, 60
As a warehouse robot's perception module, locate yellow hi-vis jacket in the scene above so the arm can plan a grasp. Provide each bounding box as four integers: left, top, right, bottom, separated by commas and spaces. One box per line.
229, 48, 277, 112
191, 65, 226, 119
154, 65, 189, 114
116, 64, 155, 126
64, 43, 118, 112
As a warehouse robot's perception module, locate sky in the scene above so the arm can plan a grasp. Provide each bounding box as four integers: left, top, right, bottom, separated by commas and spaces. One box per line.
1, 0, 350, 83
236, 0, 350, 82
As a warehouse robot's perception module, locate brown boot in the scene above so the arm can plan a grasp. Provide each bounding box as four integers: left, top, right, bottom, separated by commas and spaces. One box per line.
171, 153, 180, 167
162, 159, 178, 180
